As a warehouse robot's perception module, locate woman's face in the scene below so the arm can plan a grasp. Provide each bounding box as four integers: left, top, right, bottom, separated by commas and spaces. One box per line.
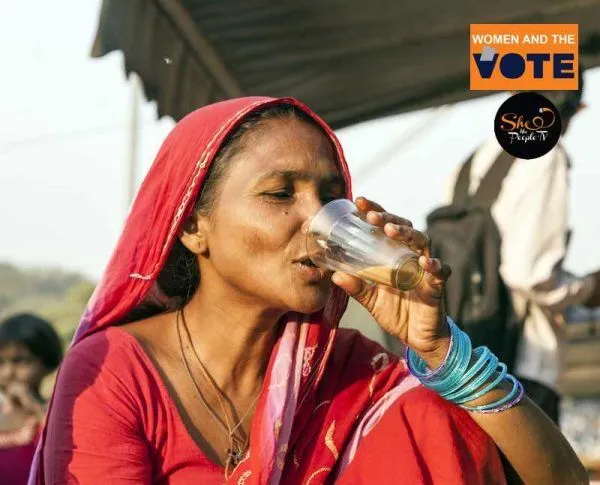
198, 117, 345, 314
0, 343, 46, 392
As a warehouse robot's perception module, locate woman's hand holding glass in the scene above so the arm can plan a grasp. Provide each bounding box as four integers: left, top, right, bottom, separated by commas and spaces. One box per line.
331, 197, 451, 369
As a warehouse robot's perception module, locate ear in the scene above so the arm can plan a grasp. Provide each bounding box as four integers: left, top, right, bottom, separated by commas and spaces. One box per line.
179, 213, 209, 255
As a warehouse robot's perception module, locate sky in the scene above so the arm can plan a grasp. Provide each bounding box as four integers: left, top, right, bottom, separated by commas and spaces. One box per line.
2, 1, 600, 281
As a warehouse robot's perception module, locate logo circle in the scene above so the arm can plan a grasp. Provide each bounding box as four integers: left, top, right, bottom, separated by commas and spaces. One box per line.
494, 92, 562, 159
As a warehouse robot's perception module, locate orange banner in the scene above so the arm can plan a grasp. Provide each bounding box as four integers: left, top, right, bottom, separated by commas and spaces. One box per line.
470, 24, 578, 91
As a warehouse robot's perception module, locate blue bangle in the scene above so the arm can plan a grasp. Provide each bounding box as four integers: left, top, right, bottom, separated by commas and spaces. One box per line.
405, 316, 525, 413
406, 317, 472, 394
432, 326, 472, 394
407, 320, 455, 381
443, 348, 498, 401
462, 374, 522, 412
453, 363, 508, 405
470, 378, 525, 414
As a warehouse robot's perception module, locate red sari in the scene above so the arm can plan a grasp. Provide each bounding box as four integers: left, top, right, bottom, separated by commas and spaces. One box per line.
29, 97, 505, 484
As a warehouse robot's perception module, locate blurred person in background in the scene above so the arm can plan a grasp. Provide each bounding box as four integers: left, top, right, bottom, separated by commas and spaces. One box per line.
30, 97, 587, 484
0, 313, 63, 485
440, 68, 600, 426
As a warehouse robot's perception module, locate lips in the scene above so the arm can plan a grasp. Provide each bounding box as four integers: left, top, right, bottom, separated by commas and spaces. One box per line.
293, 256, 328, 281
295, 257, 318, 267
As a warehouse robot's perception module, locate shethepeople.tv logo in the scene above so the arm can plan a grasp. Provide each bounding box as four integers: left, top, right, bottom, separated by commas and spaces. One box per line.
470, 24, 578, 91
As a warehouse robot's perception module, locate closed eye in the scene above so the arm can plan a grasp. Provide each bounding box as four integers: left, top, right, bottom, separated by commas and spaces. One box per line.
264, 191, 293, 200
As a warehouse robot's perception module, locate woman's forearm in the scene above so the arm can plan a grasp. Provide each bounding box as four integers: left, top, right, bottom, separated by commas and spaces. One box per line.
416, 332, 588, 485
469, 395, 587, 485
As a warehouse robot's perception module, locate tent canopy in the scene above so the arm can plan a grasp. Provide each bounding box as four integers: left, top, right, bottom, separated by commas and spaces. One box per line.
92, 0, 600, 128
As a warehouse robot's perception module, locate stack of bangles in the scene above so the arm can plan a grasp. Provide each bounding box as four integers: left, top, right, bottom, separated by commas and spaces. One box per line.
406, 317, 524, 413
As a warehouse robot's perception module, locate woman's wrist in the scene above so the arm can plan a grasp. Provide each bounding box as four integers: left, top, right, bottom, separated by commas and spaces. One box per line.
410, 313, 451, 370
413, 335, 451, 370
406, 317, 524, 413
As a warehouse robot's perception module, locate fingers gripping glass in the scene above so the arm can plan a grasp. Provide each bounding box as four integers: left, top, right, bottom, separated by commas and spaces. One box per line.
306, 199, 424, 291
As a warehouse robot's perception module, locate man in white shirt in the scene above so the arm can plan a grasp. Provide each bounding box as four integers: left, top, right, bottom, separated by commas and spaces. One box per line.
443, 77, 600, 423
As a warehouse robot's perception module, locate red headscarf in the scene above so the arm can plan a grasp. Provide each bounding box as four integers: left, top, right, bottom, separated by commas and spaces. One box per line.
30, 97, 504, 485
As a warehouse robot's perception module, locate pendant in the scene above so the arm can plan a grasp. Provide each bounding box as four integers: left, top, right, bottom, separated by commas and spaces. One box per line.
227, 443, 245, 467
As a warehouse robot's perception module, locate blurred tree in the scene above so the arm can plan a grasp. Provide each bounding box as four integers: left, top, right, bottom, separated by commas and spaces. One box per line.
0, 262, 95, 345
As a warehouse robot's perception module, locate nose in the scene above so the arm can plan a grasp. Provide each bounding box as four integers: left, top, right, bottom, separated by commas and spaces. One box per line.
298, 191, 327, 235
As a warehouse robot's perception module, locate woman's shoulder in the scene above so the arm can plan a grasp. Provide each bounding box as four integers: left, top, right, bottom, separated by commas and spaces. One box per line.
59, 313, 179, 405
51, 326, 169, 427
67, 310, 174, 367
68, 325, 139, 360
60, 325, 156, 389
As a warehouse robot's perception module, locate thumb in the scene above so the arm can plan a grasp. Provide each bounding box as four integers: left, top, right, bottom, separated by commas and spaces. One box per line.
332, 271, 376, 309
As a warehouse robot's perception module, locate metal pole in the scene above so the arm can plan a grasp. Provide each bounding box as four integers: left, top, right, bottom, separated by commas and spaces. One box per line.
125, 72, 141, 216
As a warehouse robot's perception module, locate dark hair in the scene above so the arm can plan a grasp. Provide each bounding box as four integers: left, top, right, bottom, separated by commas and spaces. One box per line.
156, 103, 325, 305
0, 313, 63, 371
